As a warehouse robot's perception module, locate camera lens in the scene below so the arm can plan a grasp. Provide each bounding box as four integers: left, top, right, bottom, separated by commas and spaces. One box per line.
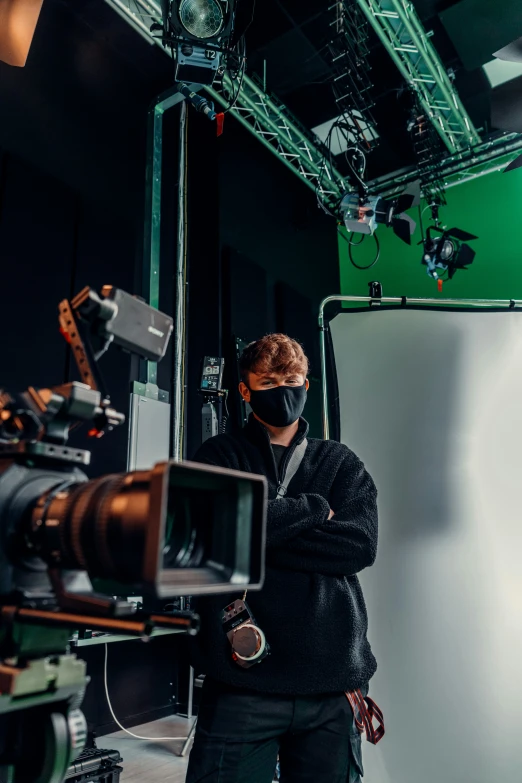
34, 472, 153, 581
28, 467, 209, 582
163, 490, 204, 569
0, 460, 266, 599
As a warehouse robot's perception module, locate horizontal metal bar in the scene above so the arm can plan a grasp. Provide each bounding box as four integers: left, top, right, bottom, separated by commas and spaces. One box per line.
319, 294, 522, 326
368, 132, 522, 195
318, 292, 521, 439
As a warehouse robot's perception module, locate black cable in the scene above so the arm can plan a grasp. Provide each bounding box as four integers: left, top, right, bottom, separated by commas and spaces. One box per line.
339, 229, 380, 270
220, 392, 230, 435
315, 124, 334, 206
336, 114, 368, 184
316, 118, 345, 217
222, 36, 246, 113
336, 226, 367, 248
240, 0, 256, 38
316, 111, 369, 217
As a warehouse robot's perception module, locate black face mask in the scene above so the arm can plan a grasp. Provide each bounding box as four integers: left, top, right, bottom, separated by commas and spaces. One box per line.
248, 384, 307, 427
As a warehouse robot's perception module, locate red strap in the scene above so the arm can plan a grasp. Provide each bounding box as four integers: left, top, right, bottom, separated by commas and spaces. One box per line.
345, 690, 385, 745
216, 113, 225, 137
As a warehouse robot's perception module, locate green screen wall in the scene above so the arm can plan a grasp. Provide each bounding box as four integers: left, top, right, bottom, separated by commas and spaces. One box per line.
338, 166, 522, 301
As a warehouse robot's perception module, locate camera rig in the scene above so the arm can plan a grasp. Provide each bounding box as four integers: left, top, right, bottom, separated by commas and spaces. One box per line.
0, 285, 267, 783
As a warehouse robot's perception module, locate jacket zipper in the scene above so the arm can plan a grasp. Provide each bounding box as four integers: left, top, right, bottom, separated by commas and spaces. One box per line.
261, 426, 298, 488
254, 417, 306, 491
278, 442, 297, 485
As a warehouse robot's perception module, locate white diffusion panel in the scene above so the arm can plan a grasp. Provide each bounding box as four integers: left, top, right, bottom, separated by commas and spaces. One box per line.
329, 308, 522, 783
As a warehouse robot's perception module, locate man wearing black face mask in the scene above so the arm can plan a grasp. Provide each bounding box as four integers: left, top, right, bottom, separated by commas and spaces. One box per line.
185, 334, 378, 783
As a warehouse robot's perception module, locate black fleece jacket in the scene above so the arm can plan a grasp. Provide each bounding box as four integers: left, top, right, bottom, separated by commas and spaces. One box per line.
188, 415, 378, 695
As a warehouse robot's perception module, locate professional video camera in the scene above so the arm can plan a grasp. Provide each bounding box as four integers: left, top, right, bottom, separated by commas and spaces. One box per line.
0, 285, 267, 783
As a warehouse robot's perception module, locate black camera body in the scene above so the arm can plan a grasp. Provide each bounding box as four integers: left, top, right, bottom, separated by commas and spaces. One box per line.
222, 599, 270, 669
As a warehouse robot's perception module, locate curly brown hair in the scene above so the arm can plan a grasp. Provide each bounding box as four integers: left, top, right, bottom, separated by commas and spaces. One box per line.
239, 334, 309, 384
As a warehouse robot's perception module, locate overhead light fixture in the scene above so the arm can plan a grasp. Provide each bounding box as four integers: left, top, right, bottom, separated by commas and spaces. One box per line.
340, 182, 420, 245
421, 226, 478, 281
157, 0, 243, 85
179, 0, 224, 38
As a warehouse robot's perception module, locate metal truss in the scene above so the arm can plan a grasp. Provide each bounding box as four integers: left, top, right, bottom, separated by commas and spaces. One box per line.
368, 132, 522, 197
207, 72, 346, 208
356, 0, 481, 153
104, 0, 346, 208
326, 0, 378, 152
106, 0, 521, 202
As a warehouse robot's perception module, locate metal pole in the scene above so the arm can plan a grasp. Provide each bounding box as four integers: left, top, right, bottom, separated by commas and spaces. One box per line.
141, 102, 163, 386
173, 100, 188, 462
318, 294, 522, 440
141, 85, 197, 385
318, 308, 330, 441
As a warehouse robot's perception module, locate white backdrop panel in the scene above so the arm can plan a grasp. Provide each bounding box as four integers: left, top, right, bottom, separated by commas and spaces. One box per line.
330, 308, 522, 783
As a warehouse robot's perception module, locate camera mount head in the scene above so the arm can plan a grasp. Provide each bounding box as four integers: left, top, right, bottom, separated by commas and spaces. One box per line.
0, 285, 173, 465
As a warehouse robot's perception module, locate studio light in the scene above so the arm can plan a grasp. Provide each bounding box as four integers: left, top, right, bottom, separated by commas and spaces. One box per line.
180, 0, 224, 38
340, 183, 420, 245
421, 226, 478, 280
159, 0, 243, 85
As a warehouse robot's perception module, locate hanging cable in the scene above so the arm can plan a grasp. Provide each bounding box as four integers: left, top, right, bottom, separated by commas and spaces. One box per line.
338, 228, 380, 270
104, 644, 189, 742
222, 36, 246, 113
219, 391, 230, 435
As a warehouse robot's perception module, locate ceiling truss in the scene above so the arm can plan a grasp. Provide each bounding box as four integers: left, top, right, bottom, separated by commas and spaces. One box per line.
356, 0, 481, 153
106, 0, 522, 202
105, 0, 345, 209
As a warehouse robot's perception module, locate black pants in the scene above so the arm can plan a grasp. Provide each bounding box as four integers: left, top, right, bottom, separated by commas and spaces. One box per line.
185, 679, 366, 783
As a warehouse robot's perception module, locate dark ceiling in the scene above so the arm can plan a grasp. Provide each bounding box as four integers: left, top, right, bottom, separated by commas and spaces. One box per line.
243, 0, 493, 180
9, 0, 512, 190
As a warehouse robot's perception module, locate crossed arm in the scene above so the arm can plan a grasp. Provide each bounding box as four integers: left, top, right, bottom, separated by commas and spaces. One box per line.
192, 439, 378, 577
264, 456, 378, 576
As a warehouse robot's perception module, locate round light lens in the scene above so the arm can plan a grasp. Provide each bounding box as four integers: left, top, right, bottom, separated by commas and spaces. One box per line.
440, 239, 455, 262
179, 0, 224, 39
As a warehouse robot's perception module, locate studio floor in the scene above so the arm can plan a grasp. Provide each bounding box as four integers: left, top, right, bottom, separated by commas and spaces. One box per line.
104, 715, 193, 783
